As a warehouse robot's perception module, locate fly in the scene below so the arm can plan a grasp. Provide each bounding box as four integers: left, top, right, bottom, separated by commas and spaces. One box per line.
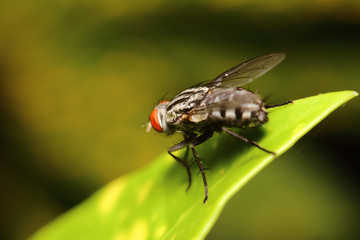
147, 53, 292, 203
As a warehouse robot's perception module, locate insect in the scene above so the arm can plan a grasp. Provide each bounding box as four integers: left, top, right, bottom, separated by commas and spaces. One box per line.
147, 53, 292, 203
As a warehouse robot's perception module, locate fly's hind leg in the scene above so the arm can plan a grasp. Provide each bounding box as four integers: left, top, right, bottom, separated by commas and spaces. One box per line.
222, 127, 275, 155
265, 100, 293, 109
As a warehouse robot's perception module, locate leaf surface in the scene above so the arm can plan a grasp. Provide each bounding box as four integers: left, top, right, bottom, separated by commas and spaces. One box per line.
31, 91, 358, 240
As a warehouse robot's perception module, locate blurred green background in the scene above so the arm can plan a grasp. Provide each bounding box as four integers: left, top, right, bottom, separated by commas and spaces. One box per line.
0, 0, 359, 239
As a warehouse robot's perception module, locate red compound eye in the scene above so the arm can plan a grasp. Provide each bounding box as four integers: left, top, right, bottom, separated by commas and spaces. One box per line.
150, 108, 163, 132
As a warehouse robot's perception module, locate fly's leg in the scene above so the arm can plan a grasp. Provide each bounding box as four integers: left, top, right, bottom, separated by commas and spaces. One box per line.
190, 131, 214, 204
190, 145, 208, 204
265, 100, 293, 109
222, 127, 275, 155
168, 138, 195, 191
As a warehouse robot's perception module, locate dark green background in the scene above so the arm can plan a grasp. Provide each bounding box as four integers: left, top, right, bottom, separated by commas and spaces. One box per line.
0, 1, 359, 239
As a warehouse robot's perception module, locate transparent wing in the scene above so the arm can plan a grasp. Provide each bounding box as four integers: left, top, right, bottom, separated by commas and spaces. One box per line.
205, 53, 285, 88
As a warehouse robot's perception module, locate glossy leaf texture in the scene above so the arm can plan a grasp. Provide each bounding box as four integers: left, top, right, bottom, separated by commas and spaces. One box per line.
31, 90, 358, 240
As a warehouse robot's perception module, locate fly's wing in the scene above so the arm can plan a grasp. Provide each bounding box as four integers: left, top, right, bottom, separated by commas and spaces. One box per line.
206, 53, 285, 88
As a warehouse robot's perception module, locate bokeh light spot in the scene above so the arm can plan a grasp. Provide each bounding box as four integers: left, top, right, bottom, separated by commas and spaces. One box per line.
137, 181, 153, 204
128, 219, 148, 240
99, 178, 125, 215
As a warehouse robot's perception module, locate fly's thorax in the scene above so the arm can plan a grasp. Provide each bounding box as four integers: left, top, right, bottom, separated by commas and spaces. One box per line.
167, 87, 209, 112
166, 87, 209, 125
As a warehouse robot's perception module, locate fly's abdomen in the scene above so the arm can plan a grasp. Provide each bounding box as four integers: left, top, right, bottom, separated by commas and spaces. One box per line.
204, 88, 268, 128
208, 104, 267, 128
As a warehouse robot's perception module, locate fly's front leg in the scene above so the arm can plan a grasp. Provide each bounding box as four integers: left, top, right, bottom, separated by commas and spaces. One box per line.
190, 145, 208, 204
168, 138, 194, 191
190, 131, 213, 204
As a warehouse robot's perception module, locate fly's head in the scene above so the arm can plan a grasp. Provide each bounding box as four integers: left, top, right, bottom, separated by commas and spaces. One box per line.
147, 100, 174, 135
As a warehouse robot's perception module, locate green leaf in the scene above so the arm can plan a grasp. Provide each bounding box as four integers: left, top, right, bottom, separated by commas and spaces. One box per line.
31, 91, 358, 240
